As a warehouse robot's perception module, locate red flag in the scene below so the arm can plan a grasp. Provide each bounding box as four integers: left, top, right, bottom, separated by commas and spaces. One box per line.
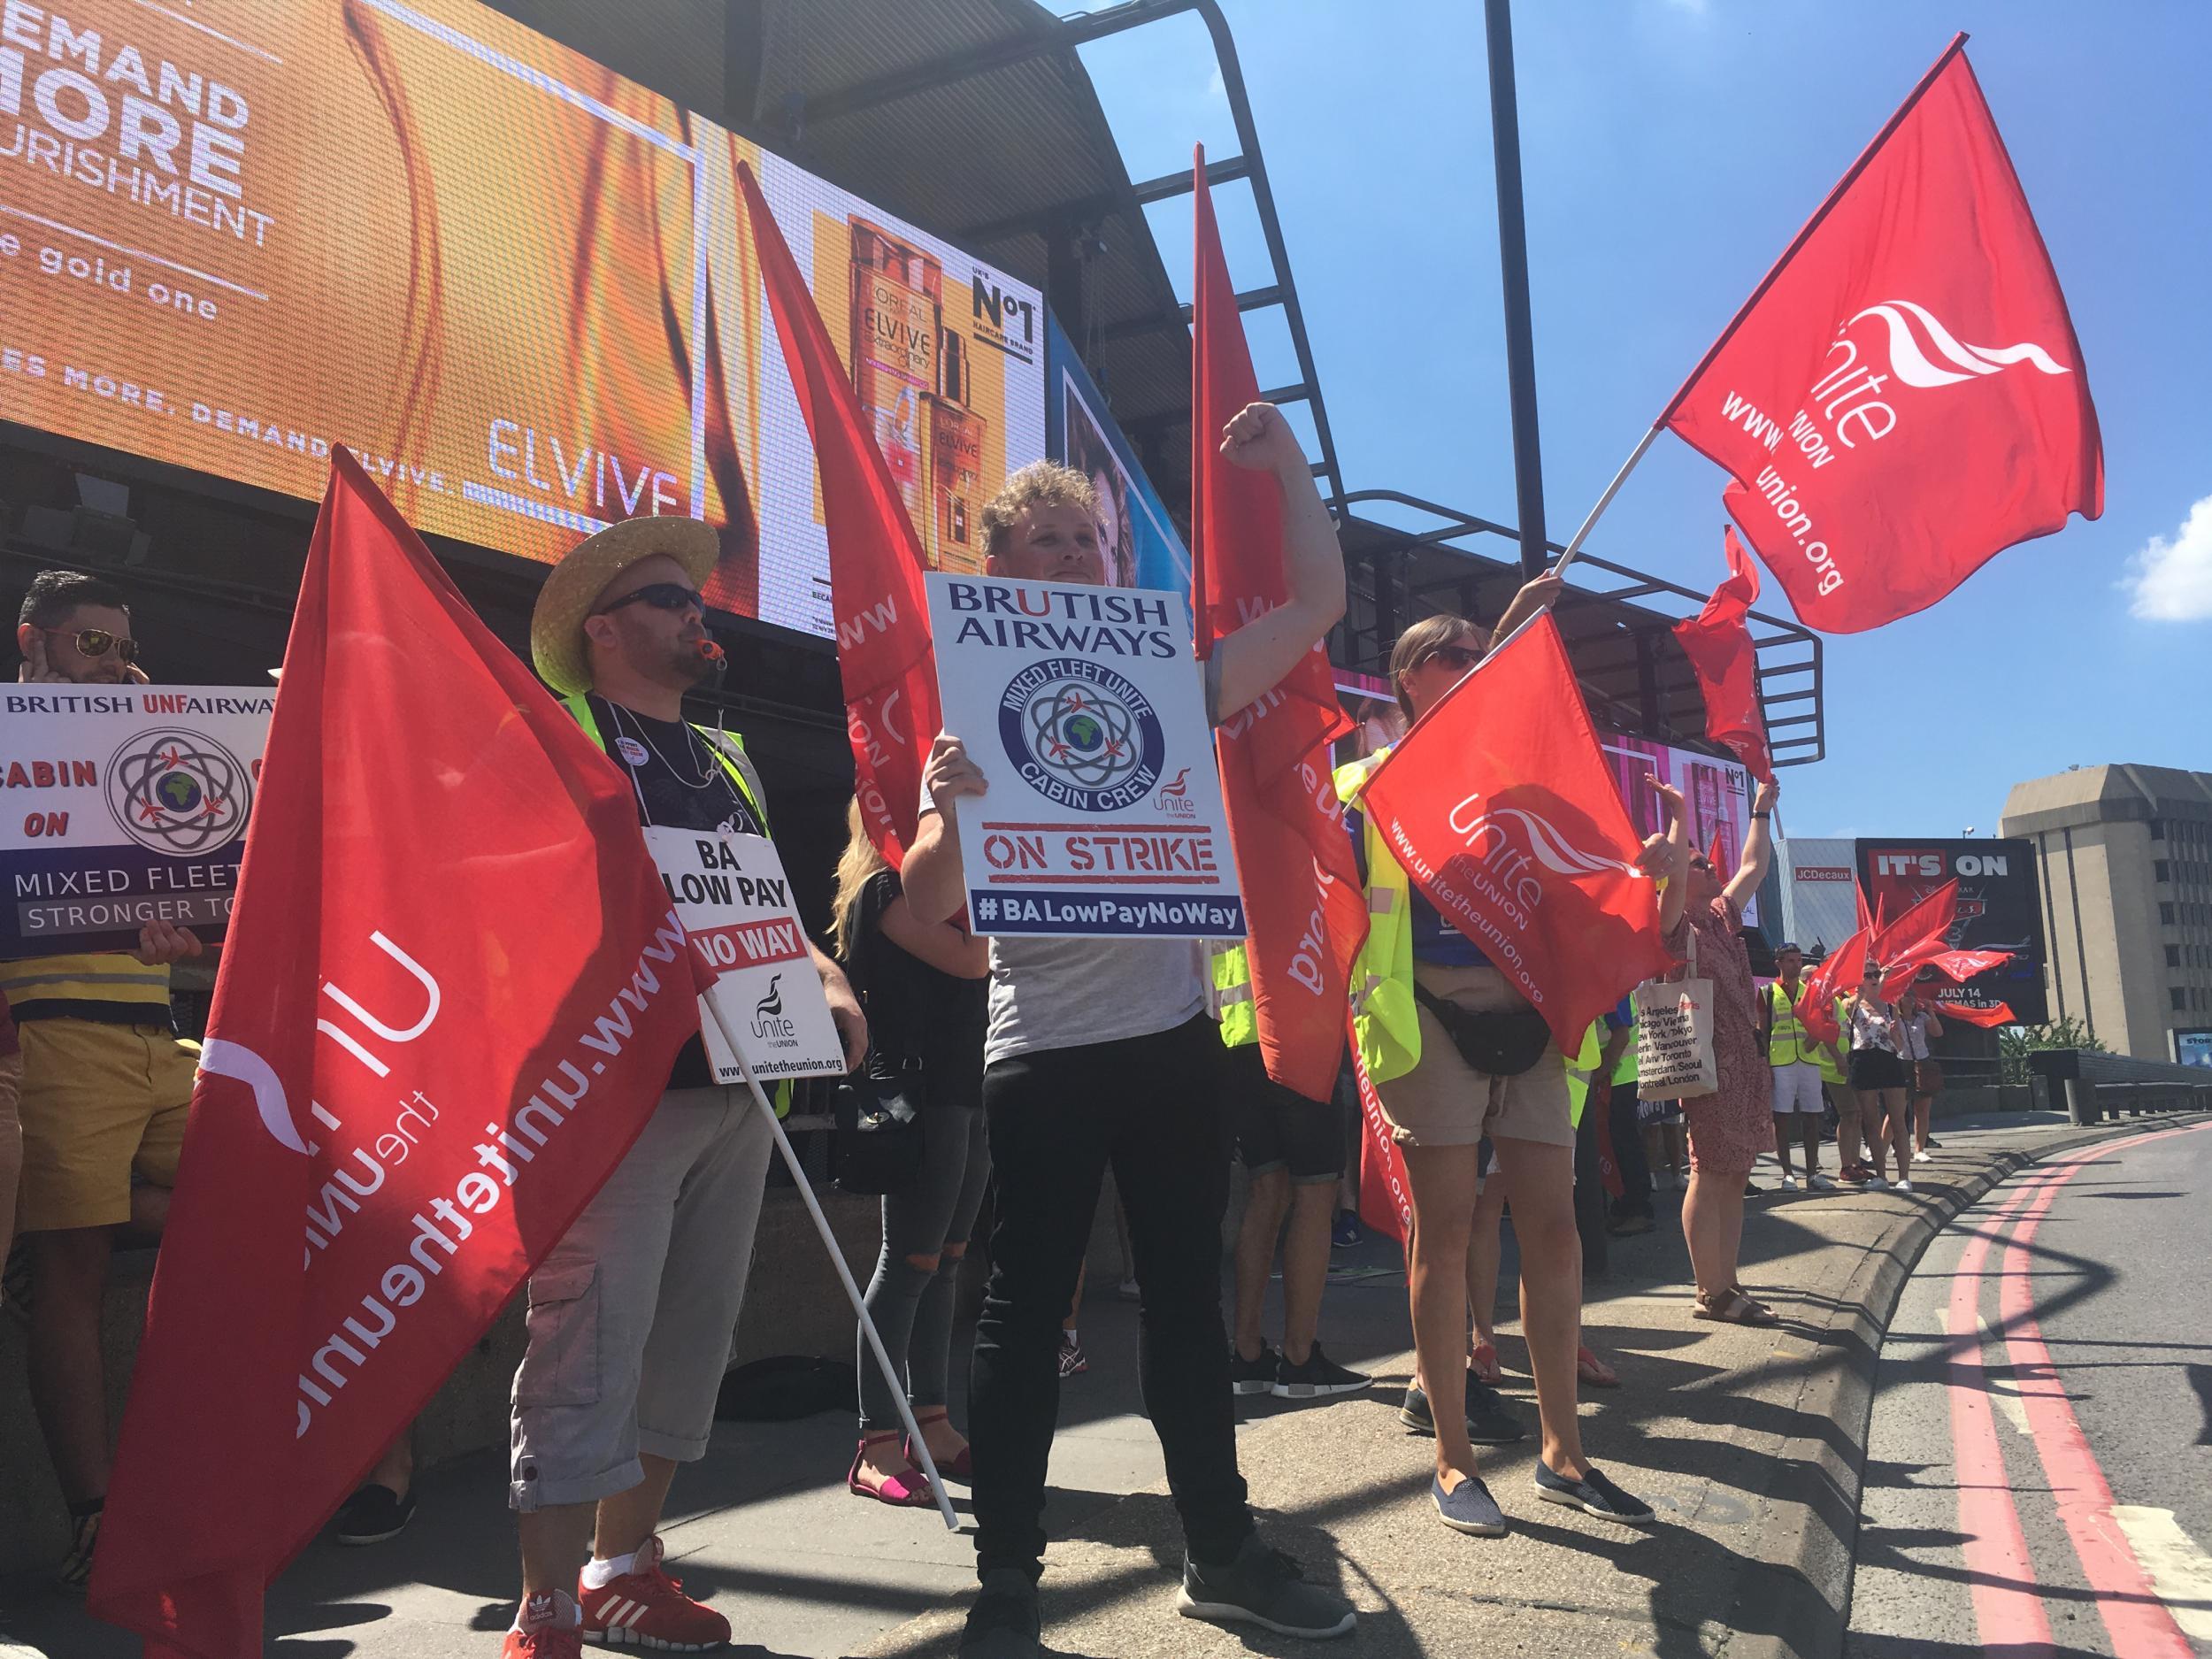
1870, 877, 1960, 971
735, 156, 940, 866
1357, 617, 1672, 1054
1925, 947, 2015, 983
1191, 144, 1364, 1101
1935, 998, 2016, 1028
89, 453, 706, 1657
1797, 924, 1870, 1047
1673, 527, 1773, 781
1855, 879, 1875, 936
1706, 830, 1732, 888
1663, 38, 2101, 632
1351, 1041, 1411, 1245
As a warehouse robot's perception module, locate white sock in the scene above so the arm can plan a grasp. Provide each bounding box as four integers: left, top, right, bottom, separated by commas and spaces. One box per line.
1063, 1327, 1078, 1347
580, 1550, 637, 1588
513, 1592, 580, 1632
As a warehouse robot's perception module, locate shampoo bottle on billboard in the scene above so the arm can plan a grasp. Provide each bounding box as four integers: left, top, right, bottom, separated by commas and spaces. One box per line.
929, 331, 987, 572
849, 219, 942, 541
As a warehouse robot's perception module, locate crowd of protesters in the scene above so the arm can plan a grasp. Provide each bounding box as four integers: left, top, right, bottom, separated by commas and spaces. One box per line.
2, 404, 1955, 1659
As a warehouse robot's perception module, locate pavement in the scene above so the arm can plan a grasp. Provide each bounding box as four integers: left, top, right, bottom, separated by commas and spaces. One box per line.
0, 1105, 2200, 1658
1848, 1117, 2212, 1657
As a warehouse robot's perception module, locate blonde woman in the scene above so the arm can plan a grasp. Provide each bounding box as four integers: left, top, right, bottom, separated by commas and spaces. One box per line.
831, 801, 992, 1509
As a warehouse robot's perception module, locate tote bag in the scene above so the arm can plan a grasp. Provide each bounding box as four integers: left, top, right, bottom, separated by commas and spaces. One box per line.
1635, 926, 1718, 1102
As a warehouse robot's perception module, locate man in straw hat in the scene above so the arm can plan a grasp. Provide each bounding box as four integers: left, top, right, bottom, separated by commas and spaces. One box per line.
503, 517, 865, 1658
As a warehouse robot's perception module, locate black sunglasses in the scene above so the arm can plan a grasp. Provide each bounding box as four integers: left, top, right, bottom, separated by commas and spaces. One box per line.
1420, 644, 1484, 672
594, 582, 703, 617
42, 626, 139, 664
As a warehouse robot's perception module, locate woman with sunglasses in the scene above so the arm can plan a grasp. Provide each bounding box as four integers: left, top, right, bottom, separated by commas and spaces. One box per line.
1340, 585, 1654, 1538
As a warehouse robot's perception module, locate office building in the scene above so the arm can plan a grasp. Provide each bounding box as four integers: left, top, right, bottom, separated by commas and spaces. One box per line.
2000, 764, 2212, 1062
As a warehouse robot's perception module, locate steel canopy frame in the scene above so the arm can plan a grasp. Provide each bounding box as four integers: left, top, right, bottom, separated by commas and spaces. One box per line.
1337, 489, 1827, 768
788, 0, 1825, 769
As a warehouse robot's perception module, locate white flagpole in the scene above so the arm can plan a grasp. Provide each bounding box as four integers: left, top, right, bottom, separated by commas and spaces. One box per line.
699, 993, 961, 1533
1549, 426, 1660, 578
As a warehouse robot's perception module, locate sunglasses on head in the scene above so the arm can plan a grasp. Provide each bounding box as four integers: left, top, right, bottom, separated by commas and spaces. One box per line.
594, 582, 703, 617
42, 626, 138, 664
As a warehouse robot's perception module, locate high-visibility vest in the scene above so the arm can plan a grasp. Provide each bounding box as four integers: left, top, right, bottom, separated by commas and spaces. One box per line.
1766, 980, 1813, 1067
1609, 1003, 1639, 1087
1816, 994, 1851, 1086
1337, 753, 1421, 1085
1212, 944, 1257, 1049
1335, 750, 1599, 1098
0, 952, 171, 1024
563, 694, 787, 1114
1564, 1021, 1604, 1130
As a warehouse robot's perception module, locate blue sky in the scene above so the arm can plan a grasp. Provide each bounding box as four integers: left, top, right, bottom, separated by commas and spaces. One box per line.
1071, 0, 2211, 840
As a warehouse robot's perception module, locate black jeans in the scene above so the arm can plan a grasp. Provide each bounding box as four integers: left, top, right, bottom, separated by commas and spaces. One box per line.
970, 1014, 1252, 1580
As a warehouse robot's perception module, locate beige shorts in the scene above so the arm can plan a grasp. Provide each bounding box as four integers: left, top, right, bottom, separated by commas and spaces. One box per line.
1373, 964, 1574, 1151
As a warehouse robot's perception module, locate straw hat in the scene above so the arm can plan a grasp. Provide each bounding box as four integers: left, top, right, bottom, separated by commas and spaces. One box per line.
529, 517, 719, 695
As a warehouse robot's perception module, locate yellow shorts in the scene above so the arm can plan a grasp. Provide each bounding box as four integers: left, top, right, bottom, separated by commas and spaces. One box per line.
16, 1017, 196, 1233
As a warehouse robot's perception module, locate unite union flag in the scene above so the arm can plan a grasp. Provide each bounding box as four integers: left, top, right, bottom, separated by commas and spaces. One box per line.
89, 453, 704, 1658
1663, 36, 2101, 632
1355, 616, 1672, 1056
735, 156, 941, 865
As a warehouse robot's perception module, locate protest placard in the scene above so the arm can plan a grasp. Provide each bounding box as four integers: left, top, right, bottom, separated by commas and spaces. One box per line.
1, 685, 274, 956
643, 826, 845, 1081
926, 572, 1243, 940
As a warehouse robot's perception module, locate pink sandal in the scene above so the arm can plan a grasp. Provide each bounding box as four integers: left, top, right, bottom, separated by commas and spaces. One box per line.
1469, 1340, 1503, 1386
1576, 1345, 1620, 1387
848, 1432, 936, 1508
906, 1409, 972, 1481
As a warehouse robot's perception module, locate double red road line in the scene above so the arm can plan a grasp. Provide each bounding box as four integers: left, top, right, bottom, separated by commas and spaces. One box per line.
1942, 1124, 2207, 1657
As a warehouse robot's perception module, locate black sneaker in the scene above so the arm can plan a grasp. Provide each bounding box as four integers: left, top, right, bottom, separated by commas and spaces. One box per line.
1178, 1533, 1356, 1639
1532, 1460, 1654, 1525
1229, 1340, 1280, 1396
959, 1569, 1041, 1657
332, 1482, 418, 1546
1271, 1343, 1371, 1401
1400, 1379, 1526, 1446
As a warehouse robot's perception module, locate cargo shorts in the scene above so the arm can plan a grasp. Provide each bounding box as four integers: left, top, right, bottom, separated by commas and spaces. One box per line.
509, 1086, 775, 1511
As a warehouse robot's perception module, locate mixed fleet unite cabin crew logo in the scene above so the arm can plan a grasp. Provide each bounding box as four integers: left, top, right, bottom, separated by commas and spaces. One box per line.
997, 657, 1167, 814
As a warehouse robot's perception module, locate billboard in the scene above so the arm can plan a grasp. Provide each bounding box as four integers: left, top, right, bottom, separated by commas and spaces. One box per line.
1781, 834, 1859, 953
1045, 313, 1191, 595
2177, 1030, 2212, 1070
1601, 735, 1758, 926
0, 0, 1044, 641
1855, 839, 2047, 1024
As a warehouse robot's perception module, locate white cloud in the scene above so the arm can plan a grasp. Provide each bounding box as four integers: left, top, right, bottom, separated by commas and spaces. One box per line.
2125, 495, 2212, 621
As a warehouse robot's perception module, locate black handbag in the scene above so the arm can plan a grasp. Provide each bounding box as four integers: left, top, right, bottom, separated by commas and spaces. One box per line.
831, 1067, 927, 1195
1412, 982, 1552, 1077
